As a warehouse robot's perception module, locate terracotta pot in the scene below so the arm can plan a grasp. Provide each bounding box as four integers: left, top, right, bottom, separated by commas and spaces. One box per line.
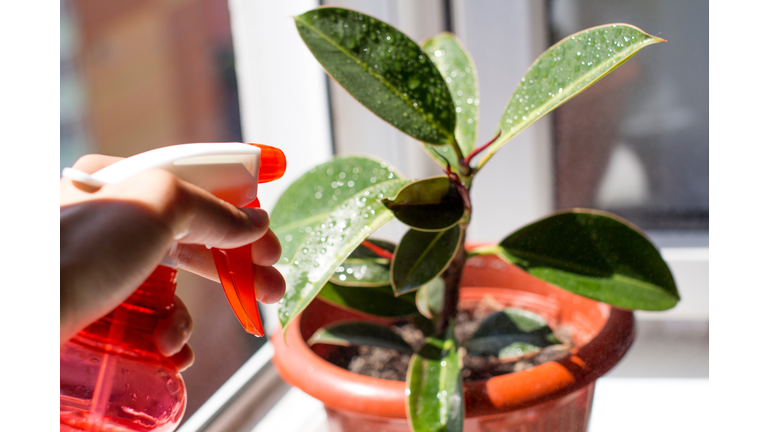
271, 254, 634, 431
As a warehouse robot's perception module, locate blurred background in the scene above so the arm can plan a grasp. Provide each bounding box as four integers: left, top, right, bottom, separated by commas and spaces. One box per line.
61, 0, 708, 427
61, 0, 261, 424
549, 0, 708, 233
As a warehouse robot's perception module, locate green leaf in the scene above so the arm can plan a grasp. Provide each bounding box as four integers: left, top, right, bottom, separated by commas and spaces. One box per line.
278, 179, 411, 330
478, 24, 664, 170
330, 257, 391, 286
294, 7, 456, 144
498, 210, 679, 311
464, 308, 559, 359
330, 239, 396, 286
498, 342, 544, 360
271, 156, 403, 264
406, 326, 463, 432
382, 177, 464, 231
422, 33, 479, 170
308, 321, 413, 353
392, 225, 462, 295
412, 312, 437, 336
415, 277, 445, 319
318, 281, 419, 317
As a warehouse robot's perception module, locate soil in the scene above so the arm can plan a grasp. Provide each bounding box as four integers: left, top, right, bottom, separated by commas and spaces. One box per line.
317, 295, 575, 382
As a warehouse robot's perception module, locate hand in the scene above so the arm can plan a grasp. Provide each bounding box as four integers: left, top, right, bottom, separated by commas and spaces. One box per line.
60, 154, 287, 368
155, 295, 195, 372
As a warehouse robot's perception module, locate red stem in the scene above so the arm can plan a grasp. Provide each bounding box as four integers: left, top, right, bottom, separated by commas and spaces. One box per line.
462, 131, 501, 168
362, 240, 394, 260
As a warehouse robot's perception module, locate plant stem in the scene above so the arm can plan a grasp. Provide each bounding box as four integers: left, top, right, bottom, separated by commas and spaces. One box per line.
449, 136, 471, 178
361, 240, 394, 260
461, 131, 500, 174
438, 137, 472, 335
436, 225, 466, 335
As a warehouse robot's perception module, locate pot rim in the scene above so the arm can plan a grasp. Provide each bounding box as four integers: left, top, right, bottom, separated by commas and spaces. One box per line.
271, 284, 633, 419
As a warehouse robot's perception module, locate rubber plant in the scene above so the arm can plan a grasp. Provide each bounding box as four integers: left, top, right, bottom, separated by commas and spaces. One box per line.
271, 7, 677, 432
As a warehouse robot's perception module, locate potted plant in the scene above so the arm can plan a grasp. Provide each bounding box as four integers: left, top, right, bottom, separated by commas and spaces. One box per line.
269, 6, 678, 432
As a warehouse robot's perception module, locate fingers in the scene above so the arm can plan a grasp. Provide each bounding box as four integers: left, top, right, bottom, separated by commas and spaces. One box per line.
177, 247, 286, 304
154, 295, 193, 357
72, 154, 125, 174
103, 169, 271, 249
176, 227, 283, 284
65, 154, 279, 253
176, 244, 219, 281
254, 265, 286, 304
251, 229, 282, 266
168, 344, 195, 372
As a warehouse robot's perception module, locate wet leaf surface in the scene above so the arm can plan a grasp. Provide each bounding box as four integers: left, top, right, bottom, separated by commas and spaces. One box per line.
422, 33, 479, 171
295, 8, 455, 144
480, 24, 664, 169
271, 156, 403, 264
406, 326, 463, 432
330, 239, 395, 286
278, 179, 411, 331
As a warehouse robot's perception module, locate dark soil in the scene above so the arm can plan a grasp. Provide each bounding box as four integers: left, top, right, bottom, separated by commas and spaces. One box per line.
317, 295, 574, 382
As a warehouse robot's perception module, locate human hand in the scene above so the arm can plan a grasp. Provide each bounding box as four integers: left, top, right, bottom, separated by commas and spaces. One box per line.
155, 295, 195, 371
60, 154, 286, 362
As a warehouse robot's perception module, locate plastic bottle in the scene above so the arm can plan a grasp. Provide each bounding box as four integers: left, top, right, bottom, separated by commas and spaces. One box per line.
60, 143, 287, 431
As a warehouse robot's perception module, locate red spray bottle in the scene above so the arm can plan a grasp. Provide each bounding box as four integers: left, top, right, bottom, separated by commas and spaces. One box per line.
60, 143, 286, 431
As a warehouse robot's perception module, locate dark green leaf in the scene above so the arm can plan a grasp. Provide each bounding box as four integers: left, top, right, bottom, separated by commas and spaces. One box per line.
318, 281, 419, 317
278, 179, 411, 331
294, 8, 456, 144
422, 33, 479, 171
392, 225, 462, 295
478, 24, 664, 170
415, 277, 445, 319
498, 210, 679, 310
382, 177, 464, 231
271, 156, 403, 264
411, 312, 437, 336
406, 326, 463, 432
464, 308, 559, 359
308, 321, 413, 353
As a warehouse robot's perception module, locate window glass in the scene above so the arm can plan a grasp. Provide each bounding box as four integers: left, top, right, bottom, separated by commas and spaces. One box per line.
60, 0, 262, 425
549, 0, 708, 233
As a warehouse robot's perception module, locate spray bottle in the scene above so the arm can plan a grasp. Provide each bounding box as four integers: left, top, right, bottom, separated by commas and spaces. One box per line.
60, 143, 286, 432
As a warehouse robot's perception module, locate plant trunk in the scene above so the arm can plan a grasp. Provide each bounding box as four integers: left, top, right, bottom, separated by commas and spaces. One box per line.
436, 226, 466, 335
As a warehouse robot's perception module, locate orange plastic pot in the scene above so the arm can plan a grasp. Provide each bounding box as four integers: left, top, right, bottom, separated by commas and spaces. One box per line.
271, 254, 634, 431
